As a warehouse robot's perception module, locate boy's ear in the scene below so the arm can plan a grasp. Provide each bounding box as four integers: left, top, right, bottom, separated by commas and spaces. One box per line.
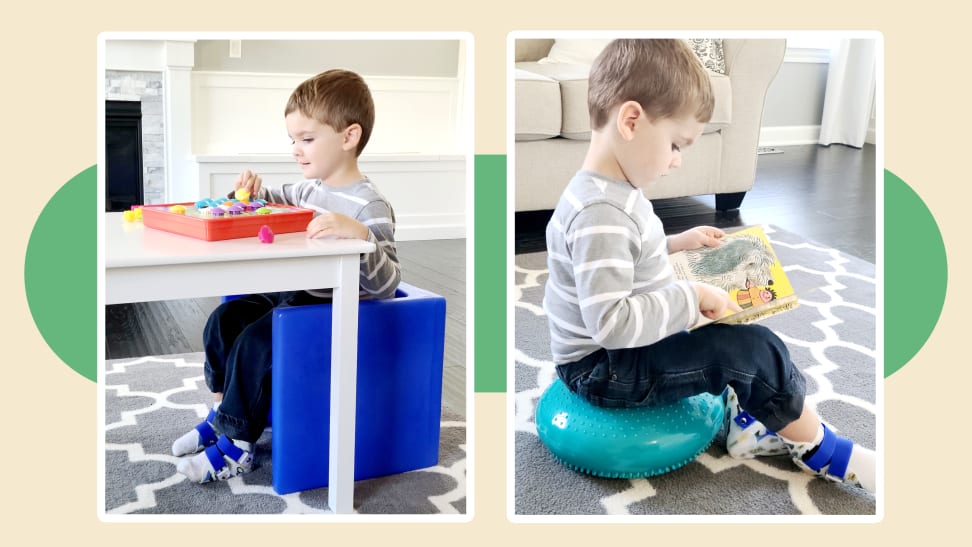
616, 100, 644, 141
342, 123, 363, 151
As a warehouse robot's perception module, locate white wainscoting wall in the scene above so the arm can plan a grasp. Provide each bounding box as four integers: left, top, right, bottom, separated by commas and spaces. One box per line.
196, 154, 466, 242
191, 71, 463, 155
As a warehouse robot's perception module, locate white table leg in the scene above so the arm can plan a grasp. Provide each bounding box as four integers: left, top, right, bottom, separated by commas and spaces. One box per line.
328, 255, 360, 514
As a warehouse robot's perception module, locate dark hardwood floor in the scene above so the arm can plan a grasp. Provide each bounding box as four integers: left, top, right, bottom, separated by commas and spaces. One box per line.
516, 144, 877, 263
105, 238, 467, 418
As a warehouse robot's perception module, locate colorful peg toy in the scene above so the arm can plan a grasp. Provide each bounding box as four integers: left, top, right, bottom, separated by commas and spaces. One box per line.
137, 197, 311, 241
258, 225, 275, 243
122, 206, 144, 222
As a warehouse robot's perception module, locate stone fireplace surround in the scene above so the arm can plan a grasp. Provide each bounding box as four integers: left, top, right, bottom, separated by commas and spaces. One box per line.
105, 70, 165, 205
103, 39, 196, 204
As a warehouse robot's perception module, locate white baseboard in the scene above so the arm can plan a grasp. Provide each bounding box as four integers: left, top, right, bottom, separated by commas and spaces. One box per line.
759, 125, 821, 147
761, 124, 878, 147
865, 126, 876, 145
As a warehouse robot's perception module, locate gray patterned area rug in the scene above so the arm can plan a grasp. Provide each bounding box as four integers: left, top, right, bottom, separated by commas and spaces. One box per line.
514, 225, 877, 516
105, 352, 465, 515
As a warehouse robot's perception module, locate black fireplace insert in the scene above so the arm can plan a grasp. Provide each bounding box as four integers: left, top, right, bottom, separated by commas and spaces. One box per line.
105, 100, 144, 212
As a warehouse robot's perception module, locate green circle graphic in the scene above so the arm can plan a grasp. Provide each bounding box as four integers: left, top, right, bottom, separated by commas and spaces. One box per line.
884, 169, 947, 377
25, 166, 96, 381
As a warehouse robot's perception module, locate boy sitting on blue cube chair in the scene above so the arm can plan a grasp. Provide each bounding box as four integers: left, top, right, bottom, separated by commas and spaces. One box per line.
171, 68, 401, 483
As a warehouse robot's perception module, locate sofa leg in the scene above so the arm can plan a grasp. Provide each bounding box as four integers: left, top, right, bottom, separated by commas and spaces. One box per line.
715, 192, 746, 211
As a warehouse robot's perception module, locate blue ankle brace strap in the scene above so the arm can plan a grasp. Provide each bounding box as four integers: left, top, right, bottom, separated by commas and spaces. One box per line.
804, 424, 854, 479
204, 435, 246, 473
734, 410, 778, 436
194, 410, 218, 445
733, 410, 755, 429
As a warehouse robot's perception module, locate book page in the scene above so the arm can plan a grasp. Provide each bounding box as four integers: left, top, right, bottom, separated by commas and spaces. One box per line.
671, 225, 798, 326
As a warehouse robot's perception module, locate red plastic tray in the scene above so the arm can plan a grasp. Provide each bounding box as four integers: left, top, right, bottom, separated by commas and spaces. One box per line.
141, 202, 313, 241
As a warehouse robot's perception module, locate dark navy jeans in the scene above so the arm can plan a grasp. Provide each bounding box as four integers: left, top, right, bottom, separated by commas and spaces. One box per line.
203, 290, 330, 443
556, 323, 806, 432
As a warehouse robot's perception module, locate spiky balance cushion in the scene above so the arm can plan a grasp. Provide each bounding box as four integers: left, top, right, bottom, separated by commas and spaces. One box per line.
535, 380, 725, 479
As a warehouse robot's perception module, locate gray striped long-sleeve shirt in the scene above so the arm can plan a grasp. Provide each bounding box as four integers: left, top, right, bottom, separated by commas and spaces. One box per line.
258, 177, 401, 300
544, 171, 700, 364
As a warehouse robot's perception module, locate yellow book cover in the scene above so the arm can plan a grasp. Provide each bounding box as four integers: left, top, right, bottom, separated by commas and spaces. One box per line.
669, 225, 798, 327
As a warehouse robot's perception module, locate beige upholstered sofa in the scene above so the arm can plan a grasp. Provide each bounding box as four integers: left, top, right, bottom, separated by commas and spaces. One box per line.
514, 38, 786, 212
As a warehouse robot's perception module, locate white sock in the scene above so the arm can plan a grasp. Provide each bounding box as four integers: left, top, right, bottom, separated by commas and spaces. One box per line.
782, 424, 875, 494
780, 423, 825, 459
177, 438, 253, 483
844, 445, 876, 493
171, 402, 221, 457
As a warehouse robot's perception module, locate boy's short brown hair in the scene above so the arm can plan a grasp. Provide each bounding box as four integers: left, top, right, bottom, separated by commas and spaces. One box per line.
588, 39, 714, 130
285, 69, 375, 157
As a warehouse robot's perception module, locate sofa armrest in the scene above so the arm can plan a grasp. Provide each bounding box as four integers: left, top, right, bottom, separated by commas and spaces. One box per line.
719, 39, 786, 193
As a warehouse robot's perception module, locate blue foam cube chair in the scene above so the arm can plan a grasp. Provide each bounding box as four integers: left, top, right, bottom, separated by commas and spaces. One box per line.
270, 282, 446, 495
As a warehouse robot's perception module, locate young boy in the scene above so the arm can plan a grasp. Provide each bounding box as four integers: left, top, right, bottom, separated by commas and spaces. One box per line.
544, 39, 875, 493
171, 69, 401, 483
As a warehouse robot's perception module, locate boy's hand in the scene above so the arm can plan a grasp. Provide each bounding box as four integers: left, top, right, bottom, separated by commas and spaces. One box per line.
233, 169, 263, 198
306, 212, 369, 241
693, 282, 743, 320
669, 226, 725, 253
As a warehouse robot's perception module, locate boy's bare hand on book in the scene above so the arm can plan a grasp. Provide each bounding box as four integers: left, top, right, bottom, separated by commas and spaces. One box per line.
669, 226, 726, 253
693, 282, 743, 320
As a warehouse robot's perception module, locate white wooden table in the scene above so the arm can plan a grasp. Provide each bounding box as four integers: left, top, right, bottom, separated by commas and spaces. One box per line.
104, 212, 374, 514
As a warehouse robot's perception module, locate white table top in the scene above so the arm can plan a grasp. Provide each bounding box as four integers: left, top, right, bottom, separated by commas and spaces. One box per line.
105, 212, 374, 268
104, 212, 375, 306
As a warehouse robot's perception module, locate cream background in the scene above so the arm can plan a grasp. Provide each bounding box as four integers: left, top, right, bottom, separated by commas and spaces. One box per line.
4, 0, 969, 543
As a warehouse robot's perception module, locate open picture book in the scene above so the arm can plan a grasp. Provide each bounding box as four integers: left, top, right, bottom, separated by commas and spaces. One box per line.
669, 225, 799, 328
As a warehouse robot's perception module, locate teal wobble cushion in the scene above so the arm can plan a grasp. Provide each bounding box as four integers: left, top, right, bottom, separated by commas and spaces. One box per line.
535, 379, 725, 478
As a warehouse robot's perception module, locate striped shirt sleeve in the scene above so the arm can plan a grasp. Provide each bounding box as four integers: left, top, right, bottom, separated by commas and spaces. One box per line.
261, 182, 305, 206
567, 203, 697, 349
356, 200, 401, 299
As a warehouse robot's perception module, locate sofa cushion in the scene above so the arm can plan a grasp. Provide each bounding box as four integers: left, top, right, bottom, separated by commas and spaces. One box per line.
515, 62, 591, 140
538, 38, 613, 65
516, 38, 555, 62
514, 68, 562, 141
515, 62, 732, 142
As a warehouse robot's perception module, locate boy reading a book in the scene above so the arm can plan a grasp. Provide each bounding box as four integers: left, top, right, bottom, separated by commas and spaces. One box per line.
170, 69, 401, 483
544, 39, 875, 493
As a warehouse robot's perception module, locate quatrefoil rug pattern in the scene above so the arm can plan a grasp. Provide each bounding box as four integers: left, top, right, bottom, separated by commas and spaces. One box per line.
514, 226, 877, 516
105, 352, 465, 515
